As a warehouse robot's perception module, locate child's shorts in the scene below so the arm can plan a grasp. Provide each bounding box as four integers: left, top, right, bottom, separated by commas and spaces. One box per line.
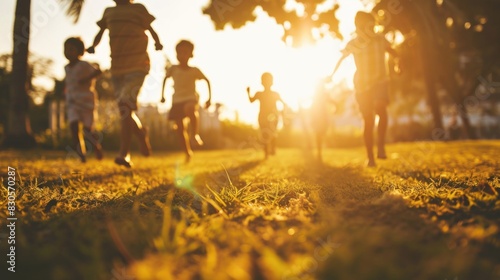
112, 71, 147, 111
355, 81, 389, 117
67, 106, 96, 129
168, 100, 198, 121
258, 113, 278, 141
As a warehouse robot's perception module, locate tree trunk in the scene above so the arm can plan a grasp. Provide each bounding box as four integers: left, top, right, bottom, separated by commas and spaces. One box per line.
3, 0, 36, 149
422, 64, 444, 133
456, 102, 476, 139
454, 75, 477, 139
412, 1, 444, 134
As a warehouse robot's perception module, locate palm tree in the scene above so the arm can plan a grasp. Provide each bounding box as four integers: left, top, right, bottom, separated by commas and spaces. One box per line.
3, 0, 84, 149
3, 0, 34, 148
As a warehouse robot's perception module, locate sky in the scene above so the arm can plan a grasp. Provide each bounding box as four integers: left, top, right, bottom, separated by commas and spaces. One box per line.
0, 0, 367, 124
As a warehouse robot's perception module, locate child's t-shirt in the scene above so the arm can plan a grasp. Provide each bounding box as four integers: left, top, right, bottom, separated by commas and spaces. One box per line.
255, 91, 281, 119
97, 3, 155, 76
343, 34, 391, 92
166, 65, 207, 104
64, 60, 98, 111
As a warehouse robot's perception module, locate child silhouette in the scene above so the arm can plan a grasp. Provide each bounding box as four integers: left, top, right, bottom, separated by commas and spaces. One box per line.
161, 40, 212, 163
247, 72, 286, 158
332, 12, 398, 167
63, 37, 103, 163
87, 0, 164, 168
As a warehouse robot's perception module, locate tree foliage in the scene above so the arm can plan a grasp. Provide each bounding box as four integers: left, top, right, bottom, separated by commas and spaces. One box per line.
3, 0, 85, 148
375, 0, 500, 137
59, 0, 85, 23
204, 0, 500, 139
203, 0, 342, 46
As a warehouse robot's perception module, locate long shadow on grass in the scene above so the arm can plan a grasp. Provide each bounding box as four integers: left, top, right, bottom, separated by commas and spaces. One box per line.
298, 160, 382, 205
31, 169, 137, 188
292, 159, 499, 280
12, 158, 264, 280
192, 159, 264, 188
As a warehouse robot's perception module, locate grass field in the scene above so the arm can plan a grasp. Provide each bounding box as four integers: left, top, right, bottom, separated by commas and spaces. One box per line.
1, 141, 500, 280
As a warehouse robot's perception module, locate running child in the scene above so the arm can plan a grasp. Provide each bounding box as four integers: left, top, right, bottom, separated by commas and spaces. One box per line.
161, 40, 212, 163
87, 0, 164, 168
246, 72, 286, 158
331, 12, 398, 167
64, 37, 103, 163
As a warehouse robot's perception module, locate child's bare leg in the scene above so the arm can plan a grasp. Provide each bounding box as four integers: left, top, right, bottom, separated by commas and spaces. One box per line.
83, 127, 103, 160
130, 111, 143, 134
375, 102, 388, 159
270, 135, 277, 155
118, 106, 132, 159
70, 121, 85, 162
363, 113, 376, 167
176, 119, 192, 162
316, 132, 323, 161
186, 103, 203, 146
264, 135, 271, 159
131, 111, 151, 156
263, 142, 269, 159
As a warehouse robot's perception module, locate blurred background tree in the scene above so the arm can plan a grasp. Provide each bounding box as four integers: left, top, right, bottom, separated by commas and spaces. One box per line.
374, 0, 500, 138
0, 53, 54, 141
3, 0, 84, 149
203, 0, 343, 46
204, 0, 500, 140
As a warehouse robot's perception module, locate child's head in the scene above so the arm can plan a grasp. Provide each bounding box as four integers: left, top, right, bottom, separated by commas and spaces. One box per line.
176, 40, 194, 65
354, 12, 375, 32
261, 72, 273, 89
114, 0, 132, 5
64, 37, 85, 61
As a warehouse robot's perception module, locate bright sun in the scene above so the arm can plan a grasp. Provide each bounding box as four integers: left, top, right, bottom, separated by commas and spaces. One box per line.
238, 38, 357, 113
275, 44, 356, 110
236, 0, 362, 113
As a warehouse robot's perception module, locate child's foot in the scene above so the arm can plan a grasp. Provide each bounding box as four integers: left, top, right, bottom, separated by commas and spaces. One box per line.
114, 157, 133, 168
76, 151, 87, 163
377, 149, 387, 159
79, 154, 87, 163
95, 146, 104, 160
138, 127, 152, 157
366, 159, 376, 167
193, 134, 204, 146
185, 151, 193, 163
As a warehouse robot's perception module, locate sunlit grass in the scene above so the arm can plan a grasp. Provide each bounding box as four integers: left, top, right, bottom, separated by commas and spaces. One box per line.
1, 142, 499, 279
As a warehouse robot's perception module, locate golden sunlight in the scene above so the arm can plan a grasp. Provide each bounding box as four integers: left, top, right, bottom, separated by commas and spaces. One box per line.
150, 0, 364, 123
238, 0, 363, 113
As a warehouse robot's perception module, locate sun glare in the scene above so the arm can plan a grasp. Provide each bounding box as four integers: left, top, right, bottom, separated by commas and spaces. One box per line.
234, 0, 363, 115
275, 45, 339, 109
145, 0, 364, 124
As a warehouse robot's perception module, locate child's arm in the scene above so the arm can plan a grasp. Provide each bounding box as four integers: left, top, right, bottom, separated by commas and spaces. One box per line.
277, 94, 289, 111
384, 38, 398, 58
246, 87, 257, 103
331, 53, 349, 78
160, 74, 170, 103
87, 28, 105, 54
79, 68, 102, 85
384, 41, 401, 73
386, 47, 398, 58
203, 77, 212, 109
148, 26, 163, 51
